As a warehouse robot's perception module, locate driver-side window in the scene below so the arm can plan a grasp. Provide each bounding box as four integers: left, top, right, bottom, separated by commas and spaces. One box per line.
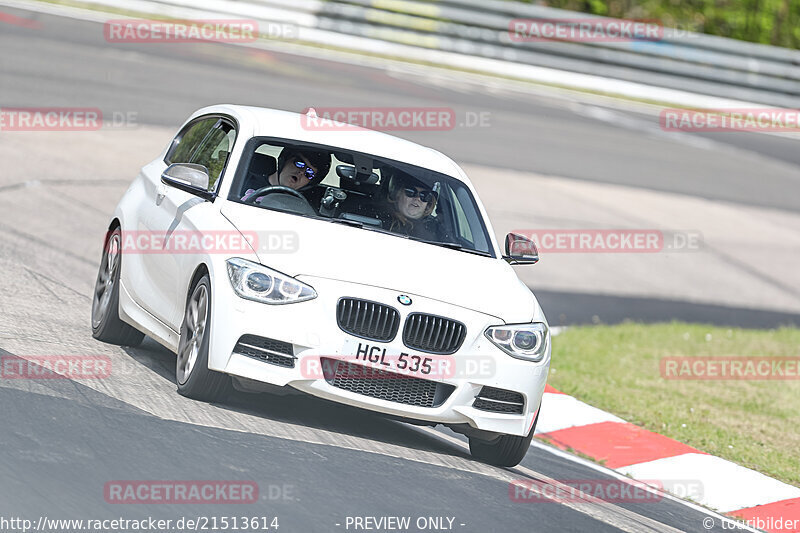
165, 117, 237, 192
190, 125, 235, 191
166, 118, 217, 165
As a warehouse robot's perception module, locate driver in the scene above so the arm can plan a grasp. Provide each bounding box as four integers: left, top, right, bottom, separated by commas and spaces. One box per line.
242, 147, 331, 202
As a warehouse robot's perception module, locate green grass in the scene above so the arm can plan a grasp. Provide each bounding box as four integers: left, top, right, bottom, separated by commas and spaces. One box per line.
548, 322, 800, 487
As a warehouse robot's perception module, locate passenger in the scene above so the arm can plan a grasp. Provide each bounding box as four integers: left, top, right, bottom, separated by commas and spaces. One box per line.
242, 147, 331, 201
385, 173, 442, 241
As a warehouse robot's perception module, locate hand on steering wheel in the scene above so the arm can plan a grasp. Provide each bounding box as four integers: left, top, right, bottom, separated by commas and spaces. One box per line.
245, 185, 306, 204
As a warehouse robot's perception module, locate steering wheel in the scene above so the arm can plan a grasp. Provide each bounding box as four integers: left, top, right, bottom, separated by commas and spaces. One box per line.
245, 185, 306, 204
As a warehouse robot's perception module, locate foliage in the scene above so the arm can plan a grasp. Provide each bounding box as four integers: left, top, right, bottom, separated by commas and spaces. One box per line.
522, 0, 800, 48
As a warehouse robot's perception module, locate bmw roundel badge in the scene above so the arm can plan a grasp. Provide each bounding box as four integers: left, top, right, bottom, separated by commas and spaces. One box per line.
398, 295, 412, 305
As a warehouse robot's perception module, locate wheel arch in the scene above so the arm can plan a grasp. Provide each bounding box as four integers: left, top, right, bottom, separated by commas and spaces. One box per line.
186, 263, 211, 304
104, 218, 122, 244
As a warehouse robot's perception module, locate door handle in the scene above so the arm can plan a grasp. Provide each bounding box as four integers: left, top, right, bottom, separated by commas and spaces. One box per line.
156, 183, 168, 206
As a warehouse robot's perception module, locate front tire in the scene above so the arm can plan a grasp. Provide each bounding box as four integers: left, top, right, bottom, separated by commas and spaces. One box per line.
91, 227, 144, 347
175, 274, 231, 402
468, 409, 540, 467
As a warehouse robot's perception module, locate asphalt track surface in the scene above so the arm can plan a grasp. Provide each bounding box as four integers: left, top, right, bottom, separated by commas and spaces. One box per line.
0, 345, 730, 533
3, 4, 800, 328
0, 5, 793, 533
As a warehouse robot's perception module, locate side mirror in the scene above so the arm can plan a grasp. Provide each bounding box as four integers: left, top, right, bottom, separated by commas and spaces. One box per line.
161, 163, 212, 198
503, 233, 539, 265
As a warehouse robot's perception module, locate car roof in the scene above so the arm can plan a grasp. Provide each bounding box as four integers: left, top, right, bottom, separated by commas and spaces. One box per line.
190, 104, 466, 180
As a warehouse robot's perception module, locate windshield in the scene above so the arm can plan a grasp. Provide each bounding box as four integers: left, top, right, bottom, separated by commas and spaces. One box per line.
227, 138, 495, 257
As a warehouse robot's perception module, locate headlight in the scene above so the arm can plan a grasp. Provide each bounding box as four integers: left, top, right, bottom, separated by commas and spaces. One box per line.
485, 322, 548, 362
226, 258, 316, 304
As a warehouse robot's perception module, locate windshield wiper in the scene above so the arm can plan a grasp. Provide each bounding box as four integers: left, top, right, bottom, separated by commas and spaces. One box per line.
326, 218, 364, 228
363, 225, 407, 237
326, 218, 406, 237
415, 239, 492, 257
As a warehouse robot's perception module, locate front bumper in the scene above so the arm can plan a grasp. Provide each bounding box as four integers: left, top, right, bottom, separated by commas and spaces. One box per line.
208, 275, 549, 437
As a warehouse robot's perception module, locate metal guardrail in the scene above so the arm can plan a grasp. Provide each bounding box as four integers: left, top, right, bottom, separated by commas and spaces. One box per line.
242, 0, 800, 107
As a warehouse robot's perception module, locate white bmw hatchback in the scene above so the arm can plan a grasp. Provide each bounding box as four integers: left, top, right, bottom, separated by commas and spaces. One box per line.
92, 105, 549, 466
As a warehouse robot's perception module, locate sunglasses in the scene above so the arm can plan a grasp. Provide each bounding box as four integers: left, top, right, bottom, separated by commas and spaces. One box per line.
403, 187, 435, 203
292, 158, 317, 180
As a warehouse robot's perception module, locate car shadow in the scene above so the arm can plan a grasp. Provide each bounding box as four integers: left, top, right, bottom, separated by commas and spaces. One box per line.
121, 338, 471, 460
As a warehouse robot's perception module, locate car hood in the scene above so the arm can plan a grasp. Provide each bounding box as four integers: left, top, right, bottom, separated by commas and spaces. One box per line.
221, 202, 539, 323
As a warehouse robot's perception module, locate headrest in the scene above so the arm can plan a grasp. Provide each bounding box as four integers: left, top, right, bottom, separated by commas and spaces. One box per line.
393, 170, 431, 191
248, 153, 277, 180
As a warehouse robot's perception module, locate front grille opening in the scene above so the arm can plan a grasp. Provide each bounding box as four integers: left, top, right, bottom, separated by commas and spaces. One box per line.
402, 313, 466, 354
337, 298, 400, 342
321, 358, 454, 408
473, 386, 524, 414
234, 334, 295, 368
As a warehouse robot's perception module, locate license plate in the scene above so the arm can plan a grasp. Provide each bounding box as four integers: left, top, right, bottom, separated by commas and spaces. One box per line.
340, 339, 444, 378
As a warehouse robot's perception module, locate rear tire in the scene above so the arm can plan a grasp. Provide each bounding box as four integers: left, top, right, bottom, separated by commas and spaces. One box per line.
468, 409, 540, 467
91, 227, 144, 347
175, 275, 231, 402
